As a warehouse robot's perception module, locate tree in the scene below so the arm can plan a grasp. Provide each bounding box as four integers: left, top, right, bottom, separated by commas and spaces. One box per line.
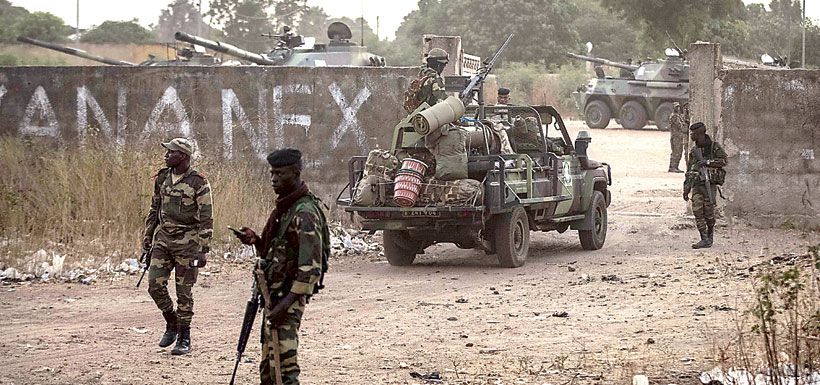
597, 0, 743, 53
220, 0, 276, 52
155, 0, 213, 42
273, 0, 308, 28
14, 11, 71, 43
296, 6, 329, 41
81, 20, 155, 43
0, 0, 29, 42
570, 0, 642, 60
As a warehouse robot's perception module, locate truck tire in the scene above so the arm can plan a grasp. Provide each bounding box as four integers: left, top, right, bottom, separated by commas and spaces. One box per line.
383, 230, 417, 266
584, 100, 611, 129
619, 101, 648, 130
493, 207, 530, 268
579, 191, 607, 250
654, 102, 674, 131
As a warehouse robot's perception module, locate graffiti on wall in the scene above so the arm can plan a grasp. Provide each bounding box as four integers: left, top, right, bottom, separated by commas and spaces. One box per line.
7, 81, 374, 161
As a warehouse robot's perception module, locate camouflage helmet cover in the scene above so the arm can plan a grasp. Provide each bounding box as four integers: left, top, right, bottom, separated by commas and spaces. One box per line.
426, 48, 449, 63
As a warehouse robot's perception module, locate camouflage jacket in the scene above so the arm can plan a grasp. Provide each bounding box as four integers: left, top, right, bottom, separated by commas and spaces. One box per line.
144, 167, 213, 252
669, 112, 689, 133
257, 195, 328, 298
684, 135, 728, 190
418, 66, 447, 106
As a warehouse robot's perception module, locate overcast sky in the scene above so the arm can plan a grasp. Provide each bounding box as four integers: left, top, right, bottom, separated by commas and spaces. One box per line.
9, 0, 820, 41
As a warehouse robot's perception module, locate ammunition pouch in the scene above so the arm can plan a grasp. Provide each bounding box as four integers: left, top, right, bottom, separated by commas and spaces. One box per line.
708, 168, 725, 185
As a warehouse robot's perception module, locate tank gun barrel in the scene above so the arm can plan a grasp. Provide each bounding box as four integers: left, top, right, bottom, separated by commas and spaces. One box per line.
174, 32, 275, 65
17, 36, 135, 66
565, 52, 639, 72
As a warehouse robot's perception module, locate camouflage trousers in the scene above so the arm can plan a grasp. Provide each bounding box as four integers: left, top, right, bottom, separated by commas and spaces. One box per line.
147, 245, 199, 326
669, 130, 687, 168
691, 185, 717, 232
260, 297, 306, 385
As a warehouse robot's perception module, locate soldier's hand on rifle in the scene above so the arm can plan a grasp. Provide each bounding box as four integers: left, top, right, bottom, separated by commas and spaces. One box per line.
683, 188, 690, 201
697, 159, 709, 168
142, 237, 152, 252
190, 251, 207, 268
236, 227, 259, 245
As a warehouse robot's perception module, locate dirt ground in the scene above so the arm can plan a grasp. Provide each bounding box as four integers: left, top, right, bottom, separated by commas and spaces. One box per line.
1, 122, 817, 385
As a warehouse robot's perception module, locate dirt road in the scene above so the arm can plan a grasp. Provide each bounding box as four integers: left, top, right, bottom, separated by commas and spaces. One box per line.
1, 123, 817, 385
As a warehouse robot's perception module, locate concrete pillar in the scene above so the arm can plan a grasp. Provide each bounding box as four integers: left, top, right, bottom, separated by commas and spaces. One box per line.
422, 35, 462, 76
687, 42, 722, 138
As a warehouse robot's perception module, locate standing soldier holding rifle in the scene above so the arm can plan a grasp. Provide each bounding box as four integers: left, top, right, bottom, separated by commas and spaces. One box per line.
143, 138, 212, 355
683, 122, 727, 249
233, 148, 329, 385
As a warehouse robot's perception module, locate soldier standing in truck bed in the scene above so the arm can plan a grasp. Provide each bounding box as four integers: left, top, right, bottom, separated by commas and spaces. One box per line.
403, 48, 449, 112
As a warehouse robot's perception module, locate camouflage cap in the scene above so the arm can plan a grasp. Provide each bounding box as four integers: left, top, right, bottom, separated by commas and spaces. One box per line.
162, 138, 194, 156
426, 48, 449, 63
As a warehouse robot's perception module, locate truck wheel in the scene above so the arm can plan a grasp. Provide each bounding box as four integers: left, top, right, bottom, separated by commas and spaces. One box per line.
619, 101, 648, 130
584, 100, 611, 129
383, 230, 417, 266
579, 191, 607, 250
493, 207, 530, 268
654, 102, 674, 131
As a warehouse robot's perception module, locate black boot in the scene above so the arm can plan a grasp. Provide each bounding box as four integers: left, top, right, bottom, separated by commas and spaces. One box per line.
171, 326, 190, 355
692, 229, 712, 249
707, 225, 715, 246
158, 311, 177, 348
668, 165, 684, 173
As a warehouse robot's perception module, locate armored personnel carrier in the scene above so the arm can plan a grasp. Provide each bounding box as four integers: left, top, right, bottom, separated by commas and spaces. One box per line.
175, 22, 385, 67
337, 36, 611, 268
567, 50, 689, 130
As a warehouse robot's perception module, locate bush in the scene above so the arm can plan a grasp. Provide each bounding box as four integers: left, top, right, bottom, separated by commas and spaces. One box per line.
0, 53, 19, 66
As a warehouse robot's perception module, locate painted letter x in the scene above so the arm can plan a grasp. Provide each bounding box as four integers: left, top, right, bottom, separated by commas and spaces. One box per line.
328, 82, 371, 149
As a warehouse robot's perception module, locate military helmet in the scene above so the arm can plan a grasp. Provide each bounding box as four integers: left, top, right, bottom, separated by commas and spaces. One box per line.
426, 48, 449, 64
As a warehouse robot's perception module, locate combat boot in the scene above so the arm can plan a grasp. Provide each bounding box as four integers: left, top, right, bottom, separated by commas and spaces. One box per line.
668, 164, 684, 173
707, 225, 715, 245
158, 311, 177, 348
692, 229, 712, 249
171, 326, 190, 355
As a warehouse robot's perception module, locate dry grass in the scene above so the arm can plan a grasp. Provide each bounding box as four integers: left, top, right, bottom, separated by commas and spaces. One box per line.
0, 136, 299, 269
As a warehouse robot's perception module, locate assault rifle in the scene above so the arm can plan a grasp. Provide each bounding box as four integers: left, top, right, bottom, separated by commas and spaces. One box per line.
693, 147, 715, 204
136, 247, 151, 288
229, 280, 261, 385
459, 33, 514, 107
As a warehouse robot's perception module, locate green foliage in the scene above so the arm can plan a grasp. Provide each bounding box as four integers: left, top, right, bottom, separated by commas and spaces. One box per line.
0, 54, 18, 66
220, 0, 275, 53
391, 0, 580, 68
570, 0, 642, 60
80, 20, 155, 44
155, 0, 214, 42
297, 6, 329, 41
0, 3, 71, 44
556, 64, 591, 114
598, 0, 743, 53
495, 62, 544, 102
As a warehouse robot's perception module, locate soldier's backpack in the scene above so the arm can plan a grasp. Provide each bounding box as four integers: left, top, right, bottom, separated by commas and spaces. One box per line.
403, 74, 432, 113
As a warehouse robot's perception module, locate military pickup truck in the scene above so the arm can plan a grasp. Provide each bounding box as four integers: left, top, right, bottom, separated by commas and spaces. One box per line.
337, 83, 612, 267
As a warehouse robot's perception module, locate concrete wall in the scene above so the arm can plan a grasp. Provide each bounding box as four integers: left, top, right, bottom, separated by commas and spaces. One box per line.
0, 66, 418, 181
689, 43, 819, 230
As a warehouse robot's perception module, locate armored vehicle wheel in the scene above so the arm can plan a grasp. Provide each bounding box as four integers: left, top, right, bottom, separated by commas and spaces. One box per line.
654, 102, 674, 131
383, 230, 417, 266
619, 101, 648, 130
584, 100, 612, 129
493, 207, 530, 268
579, 191, 607, 250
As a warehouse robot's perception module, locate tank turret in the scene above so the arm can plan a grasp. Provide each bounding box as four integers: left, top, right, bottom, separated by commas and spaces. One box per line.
17, 36, 135, 66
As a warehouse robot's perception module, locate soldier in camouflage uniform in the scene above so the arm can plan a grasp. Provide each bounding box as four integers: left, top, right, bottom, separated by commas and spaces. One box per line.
668, 102, 689, 173
235, 148, 329, 385
404, 47, 448, 112
143, 138, 212, 355
683, 122, 727, 249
